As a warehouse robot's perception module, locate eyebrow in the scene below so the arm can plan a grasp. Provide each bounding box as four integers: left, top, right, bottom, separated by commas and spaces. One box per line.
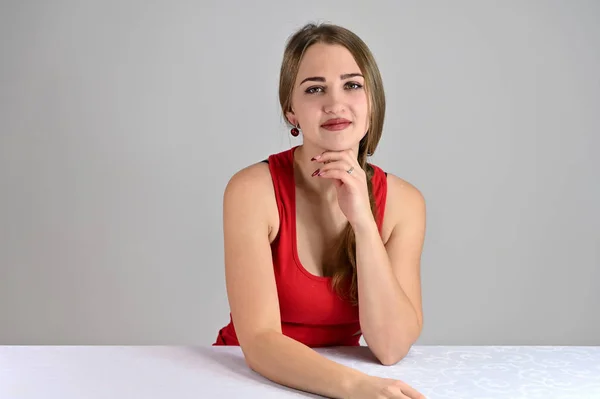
299, 73, 364, 85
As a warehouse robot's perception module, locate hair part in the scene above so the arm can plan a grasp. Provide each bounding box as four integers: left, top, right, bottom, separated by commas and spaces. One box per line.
279, 22, 386, 305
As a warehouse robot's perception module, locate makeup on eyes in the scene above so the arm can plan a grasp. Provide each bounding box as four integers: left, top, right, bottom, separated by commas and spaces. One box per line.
304, 81, 363, 94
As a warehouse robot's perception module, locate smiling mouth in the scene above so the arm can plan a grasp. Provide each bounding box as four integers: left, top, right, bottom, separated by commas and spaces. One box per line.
321, 121, 352, 131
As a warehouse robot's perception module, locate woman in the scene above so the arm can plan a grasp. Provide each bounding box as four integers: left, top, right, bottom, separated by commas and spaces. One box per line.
214, 22, 426, 399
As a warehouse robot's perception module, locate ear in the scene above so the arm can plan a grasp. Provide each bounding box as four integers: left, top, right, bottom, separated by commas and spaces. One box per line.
285, 110, 296, 126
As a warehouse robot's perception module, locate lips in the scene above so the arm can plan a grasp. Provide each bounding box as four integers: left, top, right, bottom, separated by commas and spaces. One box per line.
321, 118, 352, 131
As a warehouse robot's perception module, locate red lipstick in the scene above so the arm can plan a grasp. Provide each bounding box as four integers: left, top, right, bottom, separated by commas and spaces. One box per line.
321, 118, 352, 131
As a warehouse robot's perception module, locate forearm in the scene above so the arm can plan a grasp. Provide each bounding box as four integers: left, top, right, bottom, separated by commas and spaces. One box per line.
354, 219, 421, 365
243, 330, 364, 398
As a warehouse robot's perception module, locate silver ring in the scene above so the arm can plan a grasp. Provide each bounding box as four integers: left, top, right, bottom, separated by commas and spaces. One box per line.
346, 166, 354, 174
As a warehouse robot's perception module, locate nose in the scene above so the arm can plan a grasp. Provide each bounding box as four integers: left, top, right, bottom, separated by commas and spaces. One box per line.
322, 89, 345, 114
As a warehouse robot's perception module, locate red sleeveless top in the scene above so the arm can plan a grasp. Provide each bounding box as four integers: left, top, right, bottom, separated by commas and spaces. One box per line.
213, 146, 388, 347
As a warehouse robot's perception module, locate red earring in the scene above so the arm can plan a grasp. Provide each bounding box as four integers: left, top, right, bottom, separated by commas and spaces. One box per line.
291, 123, 300, 137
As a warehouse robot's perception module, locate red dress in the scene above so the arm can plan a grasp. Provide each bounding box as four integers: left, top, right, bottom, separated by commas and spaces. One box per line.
213, 146, 388, 347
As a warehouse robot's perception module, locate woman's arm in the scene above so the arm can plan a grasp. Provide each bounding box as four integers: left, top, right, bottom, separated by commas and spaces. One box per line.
307, 150, 427, 367
222, 164, 364, 398
243, 330, 363, 397
353, 175, 426, 365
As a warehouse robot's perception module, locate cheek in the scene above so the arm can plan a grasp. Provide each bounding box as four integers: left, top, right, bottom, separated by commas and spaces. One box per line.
349, 93, 370, 132
294, 93, 319, 113
350, 92, 369, 117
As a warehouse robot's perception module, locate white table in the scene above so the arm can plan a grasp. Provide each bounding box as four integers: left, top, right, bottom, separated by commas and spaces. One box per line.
1, 345, 599, 398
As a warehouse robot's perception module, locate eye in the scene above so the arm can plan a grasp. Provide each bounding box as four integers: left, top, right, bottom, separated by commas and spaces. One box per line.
305, 86, 324, 94
345, 82, 363, 90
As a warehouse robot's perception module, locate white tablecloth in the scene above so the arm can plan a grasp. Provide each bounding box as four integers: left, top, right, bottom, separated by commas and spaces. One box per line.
1, 345, 599, 398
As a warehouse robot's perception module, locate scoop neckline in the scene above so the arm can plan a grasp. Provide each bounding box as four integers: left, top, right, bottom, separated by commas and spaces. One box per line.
288, 146, 332, 282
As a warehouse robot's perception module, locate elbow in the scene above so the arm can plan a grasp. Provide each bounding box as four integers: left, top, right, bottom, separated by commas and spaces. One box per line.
377, 345, 411, 366
245, 355, 261, 373
239, 329, 280, 371
240, 341, 258, 371
376, 324, 421, 366
375, 333, 418, 366
241, 344, 258, 371
242, 344, 265, 373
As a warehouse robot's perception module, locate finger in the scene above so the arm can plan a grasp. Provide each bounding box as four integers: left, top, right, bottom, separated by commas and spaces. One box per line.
383, 386, 410, 399
312, 150, 357, 166
313, 152, 361, 178
316, 168, 356, 185
311, 150, 340, 162
315, 160, 355, 177
399, 383, 425, 399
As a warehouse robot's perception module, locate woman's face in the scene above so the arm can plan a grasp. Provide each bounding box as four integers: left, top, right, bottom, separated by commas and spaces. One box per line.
287, 43, 369, 152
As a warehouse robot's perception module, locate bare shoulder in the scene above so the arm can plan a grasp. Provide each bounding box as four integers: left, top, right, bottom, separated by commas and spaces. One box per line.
385, 173, 425, 208
224, 162, 279, 242
382, 173, 426, 239
226, 161, 272, 191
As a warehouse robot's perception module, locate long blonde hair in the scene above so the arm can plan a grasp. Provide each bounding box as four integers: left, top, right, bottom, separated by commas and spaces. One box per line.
279, 23, 386, 305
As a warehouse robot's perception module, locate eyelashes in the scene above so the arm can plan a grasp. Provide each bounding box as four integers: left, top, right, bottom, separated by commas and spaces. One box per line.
345, 82, 363, 90
305, 82, 363, 94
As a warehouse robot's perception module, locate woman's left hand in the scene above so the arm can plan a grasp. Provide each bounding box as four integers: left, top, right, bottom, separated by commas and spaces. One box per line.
311, 149, 374, 229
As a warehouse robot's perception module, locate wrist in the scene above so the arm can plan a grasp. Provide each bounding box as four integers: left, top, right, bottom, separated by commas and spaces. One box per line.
350, 215, 379, 236
341, 368, 369, 398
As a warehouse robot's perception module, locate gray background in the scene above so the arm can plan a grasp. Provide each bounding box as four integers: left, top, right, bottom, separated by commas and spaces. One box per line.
1, 0, 598, 346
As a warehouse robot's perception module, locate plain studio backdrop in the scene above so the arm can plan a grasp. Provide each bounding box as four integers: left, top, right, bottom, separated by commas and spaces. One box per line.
0, 0, 598, 346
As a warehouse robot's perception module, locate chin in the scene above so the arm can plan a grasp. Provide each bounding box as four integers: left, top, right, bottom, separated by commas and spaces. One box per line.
317, 141, 358, 153
317, 134, 362, 151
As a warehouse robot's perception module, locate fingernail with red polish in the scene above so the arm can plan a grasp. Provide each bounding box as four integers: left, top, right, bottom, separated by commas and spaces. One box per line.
311, 169, 320, 177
